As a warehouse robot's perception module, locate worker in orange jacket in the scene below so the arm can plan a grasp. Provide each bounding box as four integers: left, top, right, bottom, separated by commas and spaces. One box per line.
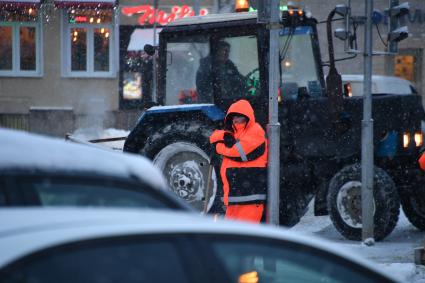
209, 99, 268, 223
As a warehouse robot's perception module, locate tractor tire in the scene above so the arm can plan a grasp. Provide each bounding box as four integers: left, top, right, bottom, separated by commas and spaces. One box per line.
401, 191, 425, 231
141, 122, 219, 213
327, 163, 400, 241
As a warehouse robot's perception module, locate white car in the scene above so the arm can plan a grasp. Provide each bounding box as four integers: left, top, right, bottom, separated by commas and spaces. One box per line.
341, 74, 417, 97
0, 128, 192, 211
0, 208, 400, 283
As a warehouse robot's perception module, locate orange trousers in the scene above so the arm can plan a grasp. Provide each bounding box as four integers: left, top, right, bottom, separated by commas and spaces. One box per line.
225, 204, 264, 223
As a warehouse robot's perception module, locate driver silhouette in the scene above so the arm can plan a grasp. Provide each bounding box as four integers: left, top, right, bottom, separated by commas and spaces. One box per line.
196, 41, 247, 103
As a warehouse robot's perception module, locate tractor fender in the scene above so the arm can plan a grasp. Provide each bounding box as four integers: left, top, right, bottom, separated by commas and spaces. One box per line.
123, 104, 224, 154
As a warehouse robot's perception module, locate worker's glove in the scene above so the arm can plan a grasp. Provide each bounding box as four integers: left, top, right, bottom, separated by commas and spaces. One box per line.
210, 130, 225, 144
223, 132, 236, 148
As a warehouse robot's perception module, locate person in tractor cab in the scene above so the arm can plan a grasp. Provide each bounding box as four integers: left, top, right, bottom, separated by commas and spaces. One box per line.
209, 99, 268, 223
196, 41, 247, 103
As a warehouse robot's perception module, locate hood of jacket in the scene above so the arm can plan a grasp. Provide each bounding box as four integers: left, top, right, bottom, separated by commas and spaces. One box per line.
224, 99, 255, 130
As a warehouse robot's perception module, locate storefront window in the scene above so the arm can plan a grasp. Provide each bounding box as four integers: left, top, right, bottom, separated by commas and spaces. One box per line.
94, 28, 110, 71
20, 27, 37, 70
0, 7, 41, 76
71, 28, 87, 71
394, 55, 415, 82
119, 26, 159, 109
63, 9, 115, 77
0, 26, 12, 70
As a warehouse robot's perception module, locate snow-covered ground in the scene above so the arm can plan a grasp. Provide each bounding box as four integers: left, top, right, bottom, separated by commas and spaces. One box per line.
291, 202, 425, 282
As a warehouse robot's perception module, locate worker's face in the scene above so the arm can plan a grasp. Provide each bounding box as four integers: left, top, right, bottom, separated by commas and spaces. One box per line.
216, 46, 230, 64
232, 115, 247, 124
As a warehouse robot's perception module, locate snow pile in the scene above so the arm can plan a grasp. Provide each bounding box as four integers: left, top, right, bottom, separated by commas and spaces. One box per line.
72, 128, 129, 151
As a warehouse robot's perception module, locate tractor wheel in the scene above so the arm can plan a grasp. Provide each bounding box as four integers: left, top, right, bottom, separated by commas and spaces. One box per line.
401, 191, 425, 231
141, 123, 219, 212
327, 163, 400, 241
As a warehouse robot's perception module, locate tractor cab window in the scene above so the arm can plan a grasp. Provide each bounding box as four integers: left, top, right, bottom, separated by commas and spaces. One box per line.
279, 26, 323, 100
202, 35, 260, 105
165, 34, 259, 106
165, 35, 210, 105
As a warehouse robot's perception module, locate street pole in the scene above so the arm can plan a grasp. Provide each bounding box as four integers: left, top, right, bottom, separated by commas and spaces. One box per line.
362, 0, 375, 244
193, 0, 200, 15
152, 0, 159, 103
265, 0, 281, 225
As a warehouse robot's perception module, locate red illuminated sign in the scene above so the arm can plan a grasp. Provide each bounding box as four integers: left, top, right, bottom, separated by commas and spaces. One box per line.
122, 5, 208, 26
74, 16, 87, 22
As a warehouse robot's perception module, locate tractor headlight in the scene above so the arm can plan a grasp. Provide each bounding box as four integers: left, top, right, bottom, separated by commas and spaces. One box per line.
402, 132, 423, 148
403, 133, 410, 148
414, 132, 423, 147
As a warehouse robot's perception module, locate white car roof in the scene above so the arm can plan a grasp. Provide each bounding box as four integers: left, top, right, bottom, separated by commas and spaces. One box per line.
0, 207, 396, 282
341, 74, 413, 95
0, 128, 167, 190
341, 74, 412, 84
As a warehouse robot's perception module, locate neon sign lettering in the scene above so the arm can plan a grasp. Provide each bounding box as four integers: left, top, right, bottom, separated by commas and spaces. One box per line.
122, 5, 208, 25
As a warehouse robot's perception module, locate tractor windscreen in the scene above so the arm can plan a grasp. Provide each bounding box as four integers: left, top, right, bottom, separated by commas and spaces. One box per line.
279, 26, 323, 99
164, 34, 260, 106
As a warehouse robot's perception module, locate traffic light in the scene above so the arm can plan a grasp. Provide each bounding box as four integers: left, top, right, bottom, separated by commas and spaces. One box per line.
281, 3, 306, 26
333, 4, 350, 41
387, 1, 409, 53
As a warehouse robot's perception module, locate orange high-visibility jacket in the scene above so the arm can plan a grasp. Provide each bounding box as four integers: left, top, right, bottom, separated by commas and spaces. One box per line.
210, 99, 268, 206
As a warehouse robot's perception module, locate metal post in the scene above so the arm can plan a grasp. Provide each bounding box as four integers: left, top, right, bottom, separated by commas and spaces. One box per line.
152, 0, 159, 103
361, 0, 375, 245
193, 0, 200, 15
266, 0, 281, 225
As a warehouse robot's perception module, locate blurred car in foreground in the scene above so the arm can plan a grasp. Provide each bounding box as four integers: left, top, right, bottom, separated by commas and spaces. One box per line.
0, 128, 192, 211
0, 208, 400, 283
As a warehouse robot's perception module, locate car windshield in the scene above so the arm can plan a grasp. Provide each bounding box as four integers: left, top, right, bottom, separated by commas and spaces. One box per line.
279, 26, 322, 98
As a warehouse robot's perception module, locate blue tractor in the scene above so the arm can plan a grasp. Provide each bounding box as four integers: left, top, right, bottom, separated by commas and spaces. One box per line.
124, 9, 425, 241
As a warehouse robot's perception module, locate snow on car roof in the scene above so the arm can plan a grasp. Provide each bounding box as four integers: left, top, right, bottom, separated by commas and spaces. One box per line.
0, 207, 395, 282
0, 128, 166, 189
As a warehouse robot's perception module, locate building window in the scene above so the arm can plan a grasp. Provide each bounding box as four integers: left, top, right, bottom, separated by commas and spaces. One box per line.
62, 8, 115, 77
0, 7, 42, 77
394, 55, 415, 82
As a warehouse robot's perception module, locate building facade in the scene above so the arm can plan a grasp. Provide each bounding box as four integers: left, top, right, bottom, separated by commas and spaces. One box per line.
0, 0, 216, 137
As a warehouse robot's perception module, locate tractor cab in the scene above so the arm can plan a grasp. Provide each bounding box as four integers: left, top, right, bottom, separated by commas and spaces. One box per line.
157, 11, 325, 125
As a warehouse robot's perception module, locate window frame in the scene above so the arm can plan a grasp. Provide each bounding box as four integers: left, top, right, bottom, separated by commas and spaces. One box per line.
0, 20, 43, 77
61, 9, 116, 78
